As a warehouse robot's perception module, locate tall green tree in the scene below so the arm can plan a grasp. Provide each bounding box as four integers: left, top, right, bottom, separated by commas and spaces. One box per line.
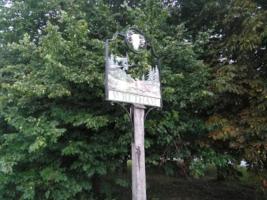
0, 0, 224, 199
172, 0, 267, 170
0, 1, 128, 199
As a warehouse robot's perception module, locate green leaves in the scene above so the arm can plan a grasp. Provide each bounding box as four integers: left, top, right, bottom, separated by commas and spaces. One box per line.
189, 149, 230, 178
1, 0, 266, 199
40, 167, 67, 182
179, 0, 267, 170
51, 107, 109, 130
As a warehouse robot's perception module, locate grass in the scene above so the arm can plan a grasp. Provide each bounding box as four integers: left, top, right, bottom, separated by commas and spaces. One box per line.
104, 164, 267, 200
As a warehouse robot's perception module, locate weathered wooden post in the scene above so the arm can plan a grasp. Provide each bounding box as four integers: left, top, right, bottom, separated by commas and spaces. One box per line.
105, 28, 161, 200
132, 104, 146, 200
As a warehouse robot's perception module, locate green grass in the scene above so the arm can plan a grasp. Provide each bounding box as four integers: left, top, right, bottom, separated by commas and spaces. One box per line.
101, 162, 267, 199
103, 166, 267, 200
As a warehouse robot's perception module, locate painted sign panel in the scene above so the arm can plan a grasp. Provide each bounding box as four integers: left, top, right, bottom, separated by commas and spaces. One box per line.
105, 29, 162, 107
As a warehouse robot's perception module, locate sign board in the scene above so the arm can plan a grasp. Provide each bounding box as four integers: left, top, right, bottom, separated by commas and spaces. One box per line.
105, 28, 162, 107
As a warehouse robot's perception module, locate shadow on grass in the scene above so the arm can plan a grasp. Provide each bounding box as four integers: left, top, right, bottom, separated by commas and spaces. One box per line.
105, 171, 266, 200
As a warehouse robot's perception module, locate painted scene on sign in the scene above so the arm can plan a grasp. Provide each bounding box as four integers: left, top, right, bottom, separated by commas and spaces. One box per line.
106, 54, 161, 107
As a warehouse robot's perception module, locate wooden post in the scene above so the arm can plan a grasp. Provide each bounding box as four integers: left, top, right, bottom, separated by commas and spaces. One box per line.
132, 104, 146, 200
131, 142, 137, 200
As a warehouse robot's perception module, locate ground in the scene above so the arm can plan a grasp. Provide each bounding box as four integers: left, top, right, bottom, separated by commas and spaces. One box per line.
111, 172, 267, 200
145, 175, 260, 200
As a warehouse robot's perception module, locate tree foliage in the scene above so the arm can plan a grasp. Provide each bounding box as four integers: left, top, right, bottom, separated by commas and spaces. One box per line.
0, 0, 266, 199
174, 0, 267, 169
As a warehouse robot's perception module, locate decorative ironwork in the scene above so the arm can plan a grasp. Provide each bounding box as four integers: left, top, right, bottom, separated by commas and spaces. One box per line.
105, 27, 162, 108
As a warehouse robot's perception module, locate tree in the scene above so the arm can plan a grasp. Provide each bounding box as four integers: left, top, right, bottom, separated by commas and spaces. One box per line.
171, 0, 267, 172
124, 1, 225, 177
0, 0, 241, 199
0, 1, 130, 199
